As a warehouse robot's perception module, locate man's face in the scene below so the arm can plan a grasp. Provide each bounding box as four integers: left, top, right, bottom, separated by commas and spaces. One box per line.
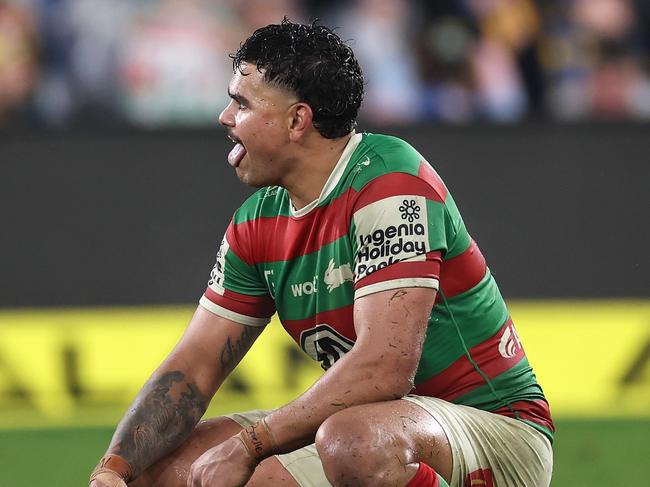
219, 62, 298, 187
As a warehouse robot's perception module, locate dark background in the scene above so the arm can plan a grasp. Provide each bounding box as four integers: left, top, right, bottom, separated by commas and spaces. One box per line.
1, 123, 648, 307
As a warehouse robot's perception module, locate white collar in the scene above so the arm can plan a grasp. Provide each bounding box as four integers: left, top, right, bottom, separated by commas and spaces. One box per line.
290, 132, 363, 217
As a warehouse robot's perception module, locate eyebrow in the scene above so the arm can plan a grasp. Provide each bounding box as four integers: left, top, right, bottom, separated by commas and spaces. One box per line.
228, 89, 251, 107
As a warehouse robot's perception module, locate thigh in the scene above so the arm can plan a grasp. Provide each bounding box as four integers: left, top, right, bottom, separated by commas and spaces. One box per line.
129, 416, 299, 487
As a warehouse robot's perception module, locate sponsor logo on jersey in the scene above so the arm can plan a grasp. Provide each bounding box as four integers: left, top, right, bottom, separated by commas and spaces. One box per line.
208, 236, 229, 292
290, 276, 318, 297
290, 259, 353, 297
324, 259, 354, 292
300, 324, 355, 369
353, 195, 429, 279
498, 323, 522, 359
399, 199, 421, 222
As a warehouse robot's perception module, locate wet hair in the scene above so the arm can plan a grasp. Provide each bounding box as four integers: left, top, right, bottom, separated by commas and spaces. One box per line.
232, 18, 364, 139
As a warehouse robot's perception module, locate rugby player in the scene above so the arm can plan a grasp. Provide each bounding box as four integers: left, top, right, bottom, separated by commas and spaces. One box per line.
90, 19, 554, 487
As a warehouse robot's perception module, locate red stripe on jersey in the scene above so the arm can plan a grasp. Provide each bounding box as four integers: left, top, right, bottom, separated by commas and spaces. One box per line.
438, 240, 487, 298
204, 286, 276, 318
417, 160, 448, 201
355, 251, 442, 290
225, 222, 249, 264
229, 189, 356, 265
466, 469, 494, 487
352, 172, 445, 212
413, 317, 525, 401
281, 304, 357, 345
491, 399, 555, 434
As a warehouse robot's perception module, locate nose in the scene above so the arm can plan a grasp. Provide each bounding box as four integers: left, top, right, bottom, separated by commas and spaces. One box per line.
219, 101, 235, 127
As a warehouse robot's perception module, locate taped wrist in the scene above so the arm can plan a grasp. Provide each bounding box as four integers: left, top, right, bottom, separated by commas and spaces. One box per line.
235, 418, 278, 461
89, 454, 134, 485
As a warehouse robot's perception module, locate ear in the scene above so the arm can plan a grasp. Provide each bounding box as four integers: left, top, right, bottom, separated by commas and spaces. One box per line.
288, 102, 313, 142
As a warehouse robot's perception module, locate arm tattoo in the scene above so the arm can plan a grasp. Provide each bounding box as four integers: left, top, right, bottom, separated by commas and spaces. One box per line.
110, 371, 207, 477
219, 325, 260, 373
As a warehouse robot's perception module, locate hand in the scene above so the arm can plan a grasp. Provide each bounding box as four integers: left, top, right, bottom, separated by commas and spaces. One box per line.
89, 470, 128, 487
187, 436, 259, 487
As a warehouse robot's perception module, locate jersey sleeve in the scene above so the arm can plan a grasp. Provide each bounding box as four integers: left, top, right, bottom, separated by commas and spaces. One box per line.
350, 172, 447, 299
199, 221, 276, 326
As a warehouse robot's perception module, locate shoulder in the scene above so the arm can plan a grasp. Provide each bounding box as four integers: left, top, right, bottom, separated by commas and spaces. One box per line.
231, 186, 288, 226
362, 133, 422, 161
349, 133, 426, 190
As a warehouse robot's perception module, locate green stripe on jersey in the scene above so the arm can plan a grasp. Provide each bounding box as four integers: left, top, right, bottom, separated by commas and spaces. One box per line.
437, 271, 510, 348
348, 134, 422, 191
415, 272, 510, 381
440, 192, 471, 259
453, 357, 546, 410
234, 186, 292, 223
266, 238, 355, 320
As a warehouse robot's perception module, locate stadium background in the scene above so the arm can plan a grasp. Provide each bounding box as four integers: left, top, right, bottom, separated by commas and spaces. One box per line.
1, 1, 649, 486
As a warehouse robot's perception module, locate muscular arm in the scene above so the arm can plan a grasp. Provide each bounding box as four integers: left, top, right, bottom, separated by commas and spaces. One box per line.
264, 286, 435, 454
104, 305, 264, 479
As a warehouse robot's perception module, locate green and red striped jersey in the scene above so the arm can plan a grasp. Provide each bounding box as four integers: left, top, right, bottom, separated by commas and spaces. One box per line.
200, 133, 554, 441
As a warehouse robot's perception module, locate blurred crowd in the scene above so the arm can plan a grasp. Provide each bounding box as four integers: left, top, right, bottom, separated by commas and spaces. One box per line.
1, 0, 649, 128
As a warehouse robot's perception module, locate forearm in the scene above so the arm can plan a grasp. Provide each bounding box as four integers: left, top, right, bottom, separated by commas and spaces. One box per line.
264, 350, 413, 454
105, 367, 209, 478
256, 288, 432, 457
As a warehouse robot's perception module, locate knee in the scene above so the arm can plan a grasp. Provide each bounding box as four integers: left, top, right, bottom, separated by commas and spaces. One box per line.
315, 409, 395, 485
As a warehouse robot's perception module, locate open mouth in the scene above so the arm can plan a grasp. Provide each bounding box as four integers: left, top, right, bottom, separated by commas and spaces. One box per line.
227, 134, 247, 168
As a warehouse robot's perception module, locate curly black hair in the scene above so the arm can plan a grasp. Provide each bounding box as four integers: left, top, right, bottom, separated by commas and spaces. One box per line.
232, 18, 364, 139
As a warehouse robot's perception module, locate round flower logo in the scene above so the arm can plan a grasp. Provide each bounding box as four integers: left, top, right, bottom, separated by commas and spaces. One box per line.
399, 199, 421, 222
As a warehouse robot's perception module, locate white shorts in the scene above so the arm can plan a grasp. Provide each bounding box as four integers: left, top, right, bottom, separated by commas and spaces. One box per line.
403, 395, 553, 487
227, 395, 553, 487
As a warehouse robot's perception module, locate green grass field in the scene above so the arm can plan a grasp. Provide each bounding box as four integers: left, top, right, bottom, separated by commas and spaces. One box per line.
0, 419, 647, 486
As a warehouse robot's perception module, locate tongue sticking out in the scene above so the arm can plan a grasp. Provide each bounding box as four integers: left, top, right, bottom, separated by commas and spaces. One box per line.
228, 143, 246, 168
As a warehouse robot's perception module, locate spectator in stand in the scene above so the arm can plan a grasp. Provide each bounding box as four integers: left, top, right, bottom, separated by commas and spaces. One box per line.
412, 2, 478, 123
329, 0, 425, 124
540, 0, 650, 120
2, 0, 650, 127
117, 0, 243, 127
0, 0, 38, 126
414, 0, 543, 123
465, 0, 542, 121
27, 0, 130, 127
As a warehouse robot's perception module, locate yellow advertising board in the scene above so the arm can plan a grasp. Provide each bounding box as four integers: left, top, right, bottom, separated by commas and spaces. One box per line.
0, 300, 648, 429
509, 300, 650, 417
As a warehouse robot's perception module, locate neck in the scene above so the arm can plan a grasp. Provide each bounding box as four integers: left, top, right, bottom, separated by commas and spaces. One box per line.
285, 132, 354, 210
